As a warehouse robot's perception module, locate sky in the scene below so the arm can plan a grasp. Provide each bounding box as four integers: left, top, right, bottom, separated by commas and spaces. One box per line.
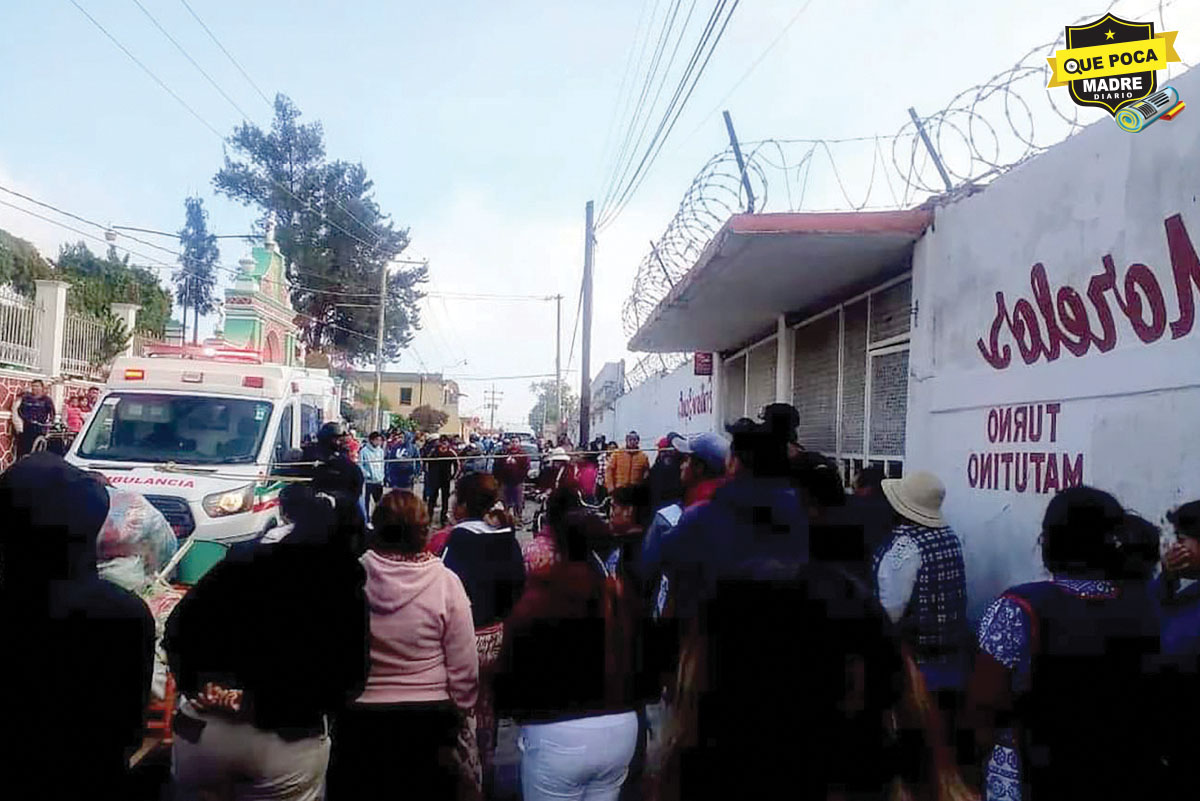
2, 0, 1197, 429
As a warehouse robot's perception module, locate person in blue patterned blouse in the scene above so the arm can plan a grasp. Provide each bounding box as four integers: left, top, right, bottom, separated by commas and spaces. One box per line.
964, 486, 1164, 801
872, 471, 969, 700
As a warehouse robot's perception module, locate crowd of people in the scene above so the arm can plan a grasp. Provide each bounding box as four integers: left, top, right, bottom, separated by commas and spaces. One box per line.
4, 407, 1200, 801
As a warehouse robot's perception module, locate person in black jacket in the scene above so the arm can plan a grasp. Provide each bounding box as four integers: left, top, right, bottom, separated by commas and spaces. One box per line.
165, 494, 370, 801
1, 453, 155, 798
297, 421, 366, 556
442, 470, 525, 795
647, 433, 684, 513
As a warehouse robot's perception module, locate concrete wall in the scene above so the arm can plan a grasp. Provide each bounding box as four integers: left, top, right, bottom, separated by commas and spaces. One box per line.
593, 356, 715, 444
906, 66, 1200, 619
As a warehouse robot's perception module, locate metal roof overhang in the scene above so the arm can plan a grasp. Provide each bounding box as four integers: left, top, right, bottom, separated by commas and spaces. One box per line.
627, 210, 933, 353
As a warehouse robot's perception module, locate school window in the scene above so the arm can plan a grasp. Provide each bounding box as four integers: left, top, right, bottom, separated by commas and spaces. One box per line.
400, 387, 413, 405
791, 275, 912, 484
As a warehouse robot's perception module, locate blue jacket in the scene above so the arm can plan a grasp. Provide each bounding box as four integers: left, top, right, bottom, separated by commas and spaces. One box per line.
641, 475, 809, 618
386, 436, 421, 486
359, 444, 386, 484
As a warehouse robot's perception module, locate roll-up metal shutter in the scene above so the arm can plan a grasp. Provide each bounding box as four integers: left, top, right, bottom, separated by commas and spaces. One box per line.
869, 349, 909, 456
869, 279, 912, 344
840, 300, 868, 455
746, 338, 778, 422
723, 353, 747, 425
792, 314, 838, 453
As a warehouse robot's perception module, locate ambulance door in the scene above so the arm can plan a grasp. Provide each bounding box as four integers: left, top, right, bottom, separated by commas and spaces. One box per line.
270, 401, 297, 466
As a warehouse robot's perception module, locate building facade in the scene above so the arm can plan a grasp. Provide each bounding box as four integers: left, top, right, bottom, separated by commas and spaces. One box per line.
628, 66, 1200, 619
221, 221, 300, 365
592, 356, 714, 444
361, 370, 463, 436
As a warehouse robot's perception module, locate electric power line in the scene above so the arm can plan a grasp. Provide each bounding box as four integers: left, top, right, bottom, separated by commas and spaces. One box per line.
112, 224, 255, 240
177, 0, 273, 108
125, 0, 384, 251
598, 0, 742, 231
66, 0, 223, 138
594, 0, 658, 191
132, 0, 255, 122
602, 0, 702, 218
598, 0, 686, 216
0, 193, 376, 348
563, 280, 585, 377
69, 0, 385, 254
683, 0, 816, 142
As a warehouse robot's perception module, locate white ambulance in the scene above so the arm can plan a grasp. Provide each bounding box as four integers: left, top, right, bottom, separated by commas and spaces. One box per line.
66, 344, 341, 543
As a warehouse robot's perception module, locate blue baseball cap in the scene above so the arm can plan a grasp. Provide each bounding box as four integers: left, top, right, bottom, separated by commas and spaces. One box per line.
670, 432, 729, 474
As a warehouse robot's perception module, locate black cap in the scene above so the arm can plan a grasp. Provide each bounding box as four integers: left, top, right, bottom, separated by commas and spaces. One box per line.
725, 417, 764, 435
760, 403, 800, 443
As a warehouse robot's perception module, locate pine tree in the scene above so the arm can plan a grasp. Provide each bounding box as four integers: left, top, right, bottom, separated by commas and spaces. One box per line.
175, 197, 220, 344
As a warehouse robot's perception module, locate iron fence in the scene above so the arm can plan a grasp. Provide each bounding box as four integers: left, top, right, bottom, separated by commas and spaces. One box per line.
0, 285, 42, 371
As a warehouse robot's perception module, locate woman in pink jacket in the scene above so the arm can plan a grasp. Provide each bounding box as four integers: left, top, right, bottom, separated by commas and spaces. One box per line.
327, 490, 479, 800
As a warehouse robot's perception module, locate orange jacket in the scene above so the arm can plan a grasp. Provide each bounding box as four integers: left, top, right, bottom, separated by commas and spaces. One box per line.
605, 448, 650, 491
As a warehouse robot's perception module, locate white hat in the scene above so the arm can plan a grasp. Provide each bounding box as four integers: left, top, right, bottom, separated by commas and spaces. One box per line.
881, 471, 947, 528
548, 447, 570, 463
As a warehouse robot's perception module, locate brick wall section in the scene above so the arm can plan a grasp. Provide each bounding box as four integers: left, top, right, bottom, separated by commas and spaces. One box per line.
870, 349, 909, 456
792, 313, 839, 452
840, 299, 868, 454
0, 374, 102, 471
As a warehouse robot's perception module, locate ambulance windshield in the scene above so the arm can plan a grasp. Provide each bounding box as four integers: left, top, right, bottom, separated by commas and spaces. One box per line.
77, 393, 273, 465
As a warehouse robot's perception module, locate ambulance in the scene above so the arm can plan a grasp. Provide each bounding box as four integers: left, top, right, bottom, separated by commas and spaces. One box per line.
66, 344, 341, 543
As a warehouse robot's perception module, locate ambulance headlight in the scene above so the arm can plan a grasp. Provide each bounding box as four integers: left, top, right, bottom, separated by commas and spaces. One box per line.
203, 485, 254, 517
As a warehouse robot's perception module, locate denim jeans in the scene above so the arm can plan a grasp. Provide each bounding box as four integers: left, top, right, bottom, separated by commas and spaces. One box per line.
518, 712, 639, 801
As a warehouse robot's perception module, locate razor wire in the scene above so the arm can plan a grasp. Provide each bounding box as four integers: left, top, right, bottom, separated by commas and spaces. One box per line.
620, 0, 1194, 377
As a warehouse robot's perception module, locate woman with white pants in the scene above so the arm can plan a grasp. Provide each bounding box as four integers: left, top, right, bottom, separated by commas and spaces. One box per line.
495, 510, 641, 800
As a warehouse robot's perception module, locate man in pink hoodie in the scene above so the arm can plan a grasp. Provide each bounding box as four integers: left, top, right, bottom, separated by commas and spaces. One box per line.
326, 490, 478, 800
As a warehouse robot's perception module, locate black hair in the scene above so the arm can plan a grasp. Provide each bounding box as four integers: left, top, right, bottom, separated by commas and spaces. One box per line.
611, 483, 652, 528
790, 451, 845, 508
556, 509, 609, 563
1114, 513, 1161, 581
664, 564, 907, 798
855, 466, 885, 493
729, 428, 789, 478
278, 483, 312, 522
1168, 499, 1200, 540
1041, 486, 1127, 578
368, 431, 382, 441
545, 486, 581, 533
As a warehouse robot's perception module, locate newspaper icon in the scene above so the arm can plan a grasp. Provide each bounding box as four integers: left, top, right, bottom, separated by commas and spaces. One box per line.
1115, 84, 1185, 132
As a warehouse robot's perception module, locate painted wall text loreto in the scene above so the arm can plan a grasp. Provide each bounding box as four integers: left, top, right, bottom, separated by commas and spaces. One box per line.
966, 402, 1084, 494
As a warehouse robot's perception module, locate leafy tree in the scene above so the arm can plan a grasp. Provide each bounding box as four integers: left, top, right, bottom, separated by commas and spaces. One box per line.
528, 379, 578, 432
54, 242, 172, 336
0, 229, 52, 294
175, 197, 220, 344
91, 314, 132, 371
410, 404, 449, 434
213, 94, 425, 363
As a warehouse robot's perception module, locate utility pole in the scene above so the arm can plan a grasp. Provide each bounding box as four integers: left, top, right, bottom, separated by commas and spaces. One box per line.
483, 385, 503, 432
554, 293, 562, 437
372, 262, 388, 432
579, 200, 594, 445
